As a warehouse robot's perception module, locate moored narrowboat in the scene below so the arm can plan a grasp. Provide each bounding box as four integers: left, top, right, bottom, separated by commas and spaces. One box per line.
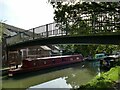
8, 54, 83, 76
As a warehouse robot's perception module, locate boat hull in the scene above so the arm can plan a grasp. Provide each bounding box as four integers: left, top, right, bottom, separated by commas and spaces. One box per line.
8, 55, 83, 76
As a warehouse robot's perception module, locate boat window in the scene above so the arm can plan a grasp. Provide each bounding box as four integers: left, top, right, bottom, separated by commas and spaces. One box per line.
70, 58, 73, 61
33, 63, 36, 66
52, 59, 55, 63
62, 58, 65, 61
76, 57, 80, 60
44, 61, 46, 64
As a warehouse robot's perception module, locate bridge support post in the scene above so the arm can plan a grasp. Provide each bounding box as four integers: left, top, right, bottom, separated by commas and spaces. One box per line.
65, 21, 68, 35
33, 28, 35, 39
46, 24, 48, 37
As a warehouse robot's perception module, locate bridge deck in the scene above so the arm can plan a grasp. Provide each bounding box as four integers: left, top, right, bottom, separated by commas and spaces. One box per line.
7, 34, 120, 50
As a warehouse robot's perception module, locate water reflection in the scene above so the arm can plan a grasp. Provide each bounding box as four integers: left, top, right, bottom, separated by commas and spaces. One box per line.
28, 77, 72, 89
2, 61, 100, 89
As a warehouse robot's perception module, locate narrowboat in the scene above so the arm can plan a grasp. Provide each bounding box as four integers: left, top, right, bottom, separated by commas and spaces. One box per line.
8, 54, 83, 76
100, 55, 119, 69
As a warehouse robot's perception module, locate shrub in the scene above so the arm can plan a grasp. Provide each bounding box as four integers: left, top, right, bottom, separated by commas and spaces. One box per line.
78, 66, 120, 89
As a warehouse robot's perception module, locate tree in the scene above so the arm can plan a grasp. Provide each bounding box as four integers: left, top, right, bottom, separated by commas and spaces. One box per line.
50, 1, 120, 56
51, 2, 120, 35
96, 45, 120, 54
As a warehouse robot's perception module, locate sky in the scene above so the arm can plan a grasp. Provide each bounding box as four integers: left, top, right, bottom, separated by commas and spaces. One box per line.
0, 0, 54, 30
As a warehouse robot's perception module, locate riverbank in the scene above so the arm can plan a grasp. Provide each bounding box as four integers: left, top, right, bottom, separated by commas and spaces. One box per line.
78, 66, 120, 90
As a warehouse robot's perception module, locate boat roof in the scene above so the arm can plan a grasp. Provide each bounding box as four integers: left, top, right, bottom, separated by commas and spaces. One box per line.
104, 55, 119, 59
24, 54, 81, 61
40, 46, 51, 51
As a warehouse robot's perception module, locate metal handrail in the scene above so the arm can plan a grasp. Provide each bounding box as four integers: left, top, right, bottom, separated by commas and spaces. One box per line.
5, 10, 120, 45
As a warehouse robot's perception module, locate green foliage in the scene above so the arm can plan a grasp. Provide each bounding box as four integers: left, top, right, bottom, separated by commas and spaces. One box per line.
59, 44, 98, 56
104, 66, 120, 81
51, 2, 120, 57
96, 45, 120, 54
68, 20, 91, 36
59, 44, 119, 57
51, 2, 120, 35
79, 66, 120, 89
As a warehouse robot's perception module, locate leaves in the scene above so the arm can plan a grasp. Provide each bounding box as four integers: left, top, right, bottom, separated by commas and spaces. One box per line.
79, 66, 120, 89
51, 1, 120, 57
51, 2, 120, 35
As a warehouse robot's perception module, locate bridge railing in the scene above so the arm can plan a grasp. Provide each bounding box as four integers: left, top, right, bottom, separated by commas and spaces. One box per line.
32, 23, 66, 39
6, 23, 67, 45
6, 10, 120, 45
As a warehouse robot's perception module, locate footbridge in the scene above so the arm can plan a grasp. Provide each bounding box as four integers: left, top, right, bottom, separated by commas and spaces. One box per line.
4, 23, 120, 51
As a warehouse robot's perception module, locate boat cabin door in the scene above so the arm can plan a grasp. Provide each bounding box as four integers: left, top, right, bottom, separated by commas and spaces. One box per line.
8, 51, 21, 69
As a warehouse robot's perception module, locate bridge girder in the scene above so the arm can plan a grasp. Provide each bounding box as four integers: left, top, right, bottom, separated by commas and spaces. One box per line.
7, 34, 120, 51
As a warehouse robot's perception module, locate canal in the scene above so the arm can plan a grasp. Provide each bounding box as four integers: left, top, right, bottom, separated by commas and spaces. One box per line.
2, 61, 100, 89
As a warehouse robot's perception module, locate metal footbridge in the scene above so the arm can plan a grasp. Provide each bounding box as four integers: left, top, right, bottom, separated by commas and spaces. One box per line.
5, 22, 119, 50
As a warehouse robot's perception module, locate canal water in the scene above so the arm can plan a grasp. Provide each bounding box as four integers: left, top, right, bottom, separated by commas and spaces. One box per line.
2, 61, 100, 89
